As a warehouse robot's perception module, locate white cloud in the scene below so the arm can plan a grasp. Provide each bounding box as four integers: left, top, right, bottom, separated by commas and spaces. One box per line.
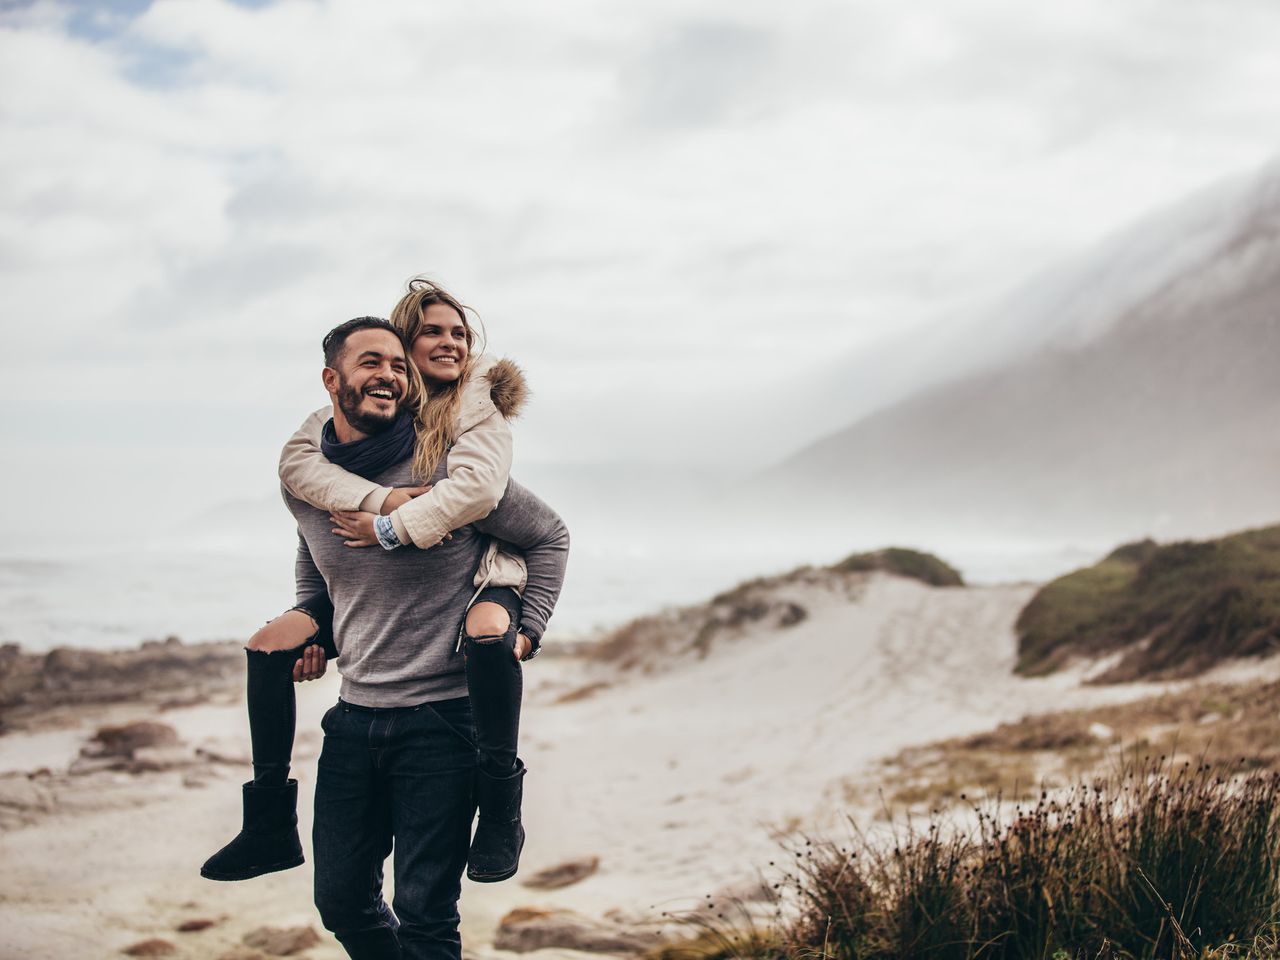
2, 0, 1279, 543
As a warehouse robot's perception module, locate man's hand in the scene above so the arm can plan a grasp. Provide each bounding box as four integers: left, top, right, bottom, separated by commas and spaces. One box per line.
514, 633, 532, 661
330, 510, 378, 547
293, 644, 327, 682
380, 486, 431, 515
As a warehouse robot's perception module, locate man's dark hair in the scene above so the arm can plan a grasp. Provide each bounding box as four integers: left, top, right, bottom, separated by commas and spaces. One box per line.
322, 317, 404, 367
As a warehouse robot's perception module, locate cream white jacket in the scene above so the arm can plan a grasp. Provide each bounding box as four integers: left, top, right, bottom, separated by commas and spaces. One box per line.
278, 354, 529, 591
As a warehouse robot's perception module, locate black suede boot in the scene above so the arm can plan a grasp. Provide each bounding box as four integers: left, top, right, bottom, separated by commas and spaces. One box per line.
201, 644, 305, 881
201, 779, 304, 881
467, 760, 526, 882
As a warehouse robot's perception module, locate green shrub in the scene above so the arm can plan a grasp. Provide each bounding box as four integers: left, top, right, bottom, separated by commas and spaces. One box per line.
832, 548, 965, 588
1015, 525, 1280, 679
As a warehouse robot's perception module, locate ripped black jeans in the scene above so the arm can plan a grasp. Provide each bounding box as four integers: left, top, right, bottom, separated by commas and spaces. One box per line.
248, 586, 523, 788
457, 586, 523, 777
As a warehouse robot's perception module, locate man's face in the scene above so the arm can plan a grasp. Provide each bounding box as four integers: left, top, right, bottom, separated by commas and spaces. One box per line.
324, 328, 409, 437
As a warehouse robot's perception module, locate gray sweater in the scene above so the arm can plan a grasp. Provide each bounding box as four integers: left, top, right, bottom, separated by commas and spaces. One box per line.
288, 458, 569, 708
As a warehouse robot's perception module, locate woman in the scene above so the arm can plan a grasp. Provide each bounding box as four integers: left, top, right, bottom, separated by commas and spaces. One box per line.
201, 278, 566, 885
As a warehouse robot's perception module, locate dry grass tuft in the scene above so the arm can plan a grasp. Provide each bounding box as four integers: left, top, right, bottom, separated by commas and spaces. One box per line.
585, 546, 962, 670
669, 758, 1280, 959
865, 679, 1280, 814
582, 567, 839, 669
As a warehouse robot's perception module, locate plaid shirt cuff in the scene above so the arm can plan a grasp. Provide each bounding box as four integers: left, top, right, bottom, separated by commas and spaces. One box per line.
374, 514, 403, 551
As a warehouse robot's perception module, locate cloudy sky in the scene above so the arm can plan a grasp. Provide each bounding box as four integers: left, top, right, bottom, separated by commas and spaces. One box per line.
3, 0, 1280, 546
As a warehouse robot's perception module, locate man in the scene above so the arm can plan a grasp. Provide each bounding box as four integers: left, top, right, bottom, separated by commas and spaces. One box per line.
290, 317, 568, 960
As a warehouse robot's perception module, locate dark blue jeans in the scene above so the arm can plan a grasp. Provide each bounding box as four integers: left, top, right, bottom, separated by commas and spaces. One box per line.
313, 696, 477, 960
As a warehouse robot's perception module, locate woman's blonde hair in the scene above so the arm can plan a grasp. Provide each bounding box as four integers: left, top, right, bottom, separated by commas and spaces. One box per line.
389, 277, 486, 483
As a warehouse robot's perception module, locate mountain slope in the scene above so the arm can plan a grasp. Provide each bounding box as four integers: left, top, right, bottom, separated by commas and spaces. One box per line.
782, 162, 1275, 448
753, 165, 1280, 541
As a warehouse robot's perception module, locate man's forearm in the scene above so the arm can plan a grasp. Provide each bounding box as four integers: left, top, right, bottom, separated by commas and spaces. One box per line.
512, 527, 569, 642
473, 479, 569, 641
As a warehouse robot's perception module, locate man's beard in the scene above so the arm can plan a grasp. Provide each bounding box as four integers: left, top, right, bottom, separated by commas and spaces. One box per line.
336, 375, 400, 435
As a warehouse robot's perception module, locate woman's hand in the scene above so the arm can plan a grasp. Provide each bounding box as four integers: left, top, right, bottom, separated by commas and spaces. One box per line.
330, 510, 378, 547
381, 485, 431, 515
331, 509, 453, 549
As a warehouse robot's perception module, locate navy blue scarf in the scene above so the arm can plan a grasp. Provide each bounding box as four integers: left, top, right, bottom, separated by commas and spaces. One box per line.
320, 411, 417, 481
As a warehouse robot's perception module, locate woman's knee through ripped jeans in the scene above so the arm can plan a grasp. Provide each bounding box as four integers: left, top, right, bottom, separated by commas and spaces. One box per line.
462, 587, 523, 776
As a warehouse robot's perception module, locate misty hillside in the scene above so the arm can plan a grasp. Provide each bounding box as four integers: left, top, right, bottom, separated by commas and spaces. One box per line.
752, 165, 1280, 542
789, 163, 1274, 448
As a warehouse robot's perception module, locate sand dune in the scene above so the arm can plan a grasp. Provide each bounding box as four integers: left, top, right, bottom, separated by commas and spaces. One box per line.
0, 573, 1236, 958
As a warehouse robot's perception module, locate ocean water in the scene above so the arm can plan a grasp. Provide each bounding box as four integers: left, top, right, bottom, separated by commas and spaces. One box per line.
0, 539, 814, 653
0, 535, 1105, 654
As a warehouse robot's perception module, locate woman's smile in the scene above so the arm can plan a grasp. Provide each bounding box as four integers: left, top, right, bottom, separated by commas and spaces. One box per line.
412, 302, 470, 384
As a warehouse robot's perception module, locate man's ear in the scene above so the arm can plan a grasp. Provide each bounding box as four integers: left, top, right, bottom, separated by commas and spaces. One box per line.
322, 366, 339, 397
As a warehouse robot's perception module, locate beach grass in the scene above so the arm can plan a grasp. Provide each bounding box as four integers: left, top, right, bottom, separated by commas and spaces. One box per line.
663, 757, 1280, 960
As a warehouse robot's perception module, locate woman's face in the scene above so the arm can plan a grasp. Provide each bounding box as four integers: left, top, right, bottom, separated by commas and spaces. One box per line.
411, 302, 470, 385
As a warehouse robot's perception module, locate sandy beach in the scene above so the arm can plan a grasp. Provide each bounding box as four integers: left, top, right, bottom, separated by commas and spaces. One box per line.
1, 571, 1271, 960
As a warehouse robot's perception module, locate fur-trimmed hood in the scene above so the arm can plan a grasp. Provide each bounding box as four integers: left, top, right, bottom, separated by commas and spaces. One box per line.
457, 353, 529, 432
485, 357, 528, 420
